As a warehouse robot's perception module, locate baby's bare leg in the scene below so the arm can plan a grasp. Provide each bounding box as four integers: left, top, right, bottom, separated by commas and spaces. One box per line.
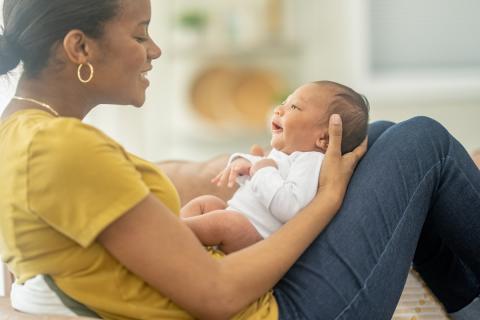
183, 210, 263, 254
180, 195, 227, 218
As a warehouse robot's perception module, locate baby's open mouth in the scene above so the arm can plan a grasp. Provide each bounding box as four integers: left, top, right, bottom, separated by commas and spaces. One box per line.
271, 122, 283, 132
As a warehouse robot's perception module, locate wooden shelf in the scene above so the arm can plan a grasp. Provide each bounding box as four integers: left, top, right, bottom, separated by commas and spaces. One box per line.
170, 41, 300, 60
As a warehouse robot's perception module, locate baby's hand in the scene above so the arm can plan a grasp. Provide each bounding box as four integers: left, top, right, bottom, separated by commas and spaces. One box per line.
211, 157, 252, 188
250, 158, 278, 176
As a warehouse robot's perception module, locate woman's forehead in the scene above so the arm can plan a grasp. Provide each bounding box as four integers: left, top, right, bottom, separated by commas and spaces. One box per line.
113, 0, 151, 25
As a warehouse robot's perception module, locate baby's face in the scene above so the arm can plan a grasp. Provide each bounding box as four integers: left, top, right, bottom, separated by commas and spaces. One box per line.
270, 83, 331, 154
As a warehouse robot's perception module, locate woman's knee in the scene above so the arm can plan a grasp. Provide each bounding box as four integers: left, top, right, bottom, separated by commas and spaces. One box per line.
403, 116, 447, 135
398, 116, 451, 145
363, 116, 454, 169
368, 121, 396, 147
386, 116, 453, 160
369, 120, 395, 130
368, 117, 448, 138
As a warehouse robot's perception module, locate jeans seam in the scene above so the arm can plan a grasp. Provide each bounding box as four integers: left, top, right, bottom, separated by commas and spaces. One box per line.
450, 155, 480, 199
333, 160, 443, 320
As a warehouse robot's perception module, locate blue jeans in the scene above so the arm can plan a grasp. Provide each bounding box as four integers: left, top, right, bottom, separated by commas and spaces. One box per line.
274, 117, 480, 319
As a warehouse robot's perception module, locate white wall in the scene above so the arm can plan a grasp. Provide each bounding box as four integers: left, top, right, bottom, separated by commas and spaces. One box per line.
296, 0, 480, 153
1, 0, 479, 162
154, 0, 480, 159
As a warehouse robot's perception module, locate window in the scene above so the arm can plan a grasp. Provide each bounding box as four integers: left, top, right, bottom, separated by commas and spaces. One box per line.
351, 0, 480, 101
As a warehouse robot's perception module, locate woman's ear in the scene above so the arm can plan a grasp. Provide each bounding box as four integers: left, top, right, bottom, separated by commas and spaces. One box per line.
62, 30, 91, 64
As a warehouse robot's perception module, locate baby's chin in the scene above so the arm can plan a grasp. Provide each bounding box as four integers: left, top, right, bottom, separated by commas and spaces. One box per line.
271, 143, 292, 154
270, 138, 280, 150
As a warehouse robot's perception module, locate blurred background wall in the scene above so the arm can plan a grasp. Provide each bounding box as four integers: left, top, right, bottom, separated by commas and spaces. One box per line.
1, 0, 479, 162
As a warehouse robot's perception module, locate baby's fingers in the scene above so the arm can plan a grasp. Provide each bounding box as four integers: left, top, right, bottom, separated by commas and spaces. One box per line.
229, 166, 241, 187
218, 167, 231, 187
211, 172, 222, 184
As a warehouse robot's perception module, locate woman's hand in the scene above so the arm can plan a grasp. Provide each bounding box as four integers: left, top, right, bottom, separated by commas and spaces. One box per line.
318, 114, 367, 208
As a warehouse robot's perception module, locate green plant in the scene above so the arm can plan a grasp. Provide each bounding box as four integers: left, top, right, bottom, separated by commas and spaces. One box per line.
178, 9, 208, 31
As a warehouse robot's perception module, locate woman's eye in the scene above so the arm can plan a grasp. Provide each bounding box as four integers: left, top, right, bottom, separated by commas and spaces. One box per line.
135, 36, 148, 43
290, 104, 299, 110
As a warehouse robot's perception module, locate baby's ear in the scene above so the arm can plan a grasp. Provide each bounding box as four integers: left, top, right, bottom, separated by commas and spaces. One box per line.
315, 135, 329, 153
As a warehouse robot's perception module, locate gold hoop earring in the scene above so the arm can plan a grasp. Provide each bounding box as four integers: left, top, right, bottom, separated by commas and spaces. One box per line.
77, 62, 94, 83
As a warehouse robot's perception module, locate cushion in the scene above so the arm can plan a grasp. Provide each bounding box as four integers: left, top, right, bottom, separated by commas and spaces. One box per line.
0, 297, 91, 320
392, 269, 450, 319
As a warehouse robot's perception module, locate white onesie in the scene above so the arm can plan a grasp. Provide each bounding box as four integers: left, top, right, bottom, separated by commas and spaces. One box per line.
226, 148, 324, 238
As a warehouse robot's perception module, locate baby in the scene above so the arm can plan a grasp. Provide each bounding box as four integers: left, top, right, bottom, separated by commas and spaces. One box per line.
181, 81, 369, 253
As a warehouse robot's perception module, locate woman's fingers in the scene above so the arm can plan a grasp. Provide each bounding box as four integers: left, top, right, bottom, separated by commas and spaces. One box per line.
347, 136, 368, 164
326, 114, 342, 157
353, 137, 368, 160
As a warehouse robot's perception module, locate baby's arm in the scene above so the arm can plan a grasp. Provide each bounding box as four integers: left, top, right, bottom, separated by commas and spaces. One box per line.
183, 210, 263, 254
250, 158, 278, 175
212, 153, 264, 188
250, 152, 323, 223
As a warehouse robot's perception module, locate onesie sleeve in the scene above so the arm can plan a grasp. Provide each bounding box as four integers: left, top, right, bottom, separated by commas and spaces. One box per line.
249, 152, 323, 223
227, 153, 263, 166
27, 119, 150, 248
227, 153, 263, 186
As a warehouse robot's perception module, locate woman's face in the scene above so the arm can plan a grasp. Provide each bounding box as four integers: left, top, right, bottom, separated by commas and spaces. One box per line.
90, 0, 161, 107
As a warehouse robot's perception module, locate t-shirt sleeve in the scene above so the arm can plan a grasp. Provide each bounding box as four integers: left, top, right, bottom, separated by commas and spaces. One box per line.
27, 119, 150, 248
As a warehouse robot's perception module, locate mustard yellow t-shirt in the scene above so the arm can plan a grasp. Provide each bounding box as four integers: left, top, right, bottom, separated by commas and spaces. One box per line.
0, 109, 278, 320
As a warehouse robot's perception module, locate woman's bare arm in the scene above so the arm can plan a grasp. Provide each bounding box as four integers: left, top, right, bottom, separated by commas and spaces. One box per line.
158, 144, 267, 205
99, 116, 366, 319
157, 155, 235, 205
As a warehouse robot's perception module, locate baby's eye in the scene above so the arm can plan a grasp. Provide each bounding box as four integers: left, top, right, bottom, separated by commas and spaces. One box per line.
290, 104, 299, 110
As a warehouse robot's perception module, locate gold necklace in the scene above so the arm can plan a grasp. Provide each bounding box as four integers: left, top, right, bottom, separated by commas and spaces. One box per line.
12, 96, 60, 117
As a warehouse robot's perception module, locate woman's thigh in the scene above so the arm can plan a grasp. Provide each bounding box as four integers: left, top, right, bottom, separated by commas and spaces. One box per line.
274, 117, 480, 319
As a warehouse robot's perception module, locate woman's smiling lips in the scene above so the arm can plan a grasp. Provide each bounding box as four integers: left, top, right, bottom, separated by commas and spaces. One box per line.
140, 66, 152, 86
140, 71, 150, 86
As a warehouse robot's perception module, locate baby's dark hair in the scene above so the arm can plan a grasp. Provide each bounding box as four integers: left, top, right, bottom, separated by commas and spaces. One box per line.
313, 80, 369, 154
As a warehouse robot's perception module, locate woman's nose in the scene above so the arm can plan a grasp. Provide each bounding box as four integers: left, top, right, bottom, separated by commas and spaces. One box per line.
148, 41, 162, 60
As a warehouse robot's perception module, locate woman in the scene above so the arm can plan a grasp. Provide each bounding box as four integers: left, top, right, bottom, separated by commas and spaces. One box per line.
0, 1, 478, 319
